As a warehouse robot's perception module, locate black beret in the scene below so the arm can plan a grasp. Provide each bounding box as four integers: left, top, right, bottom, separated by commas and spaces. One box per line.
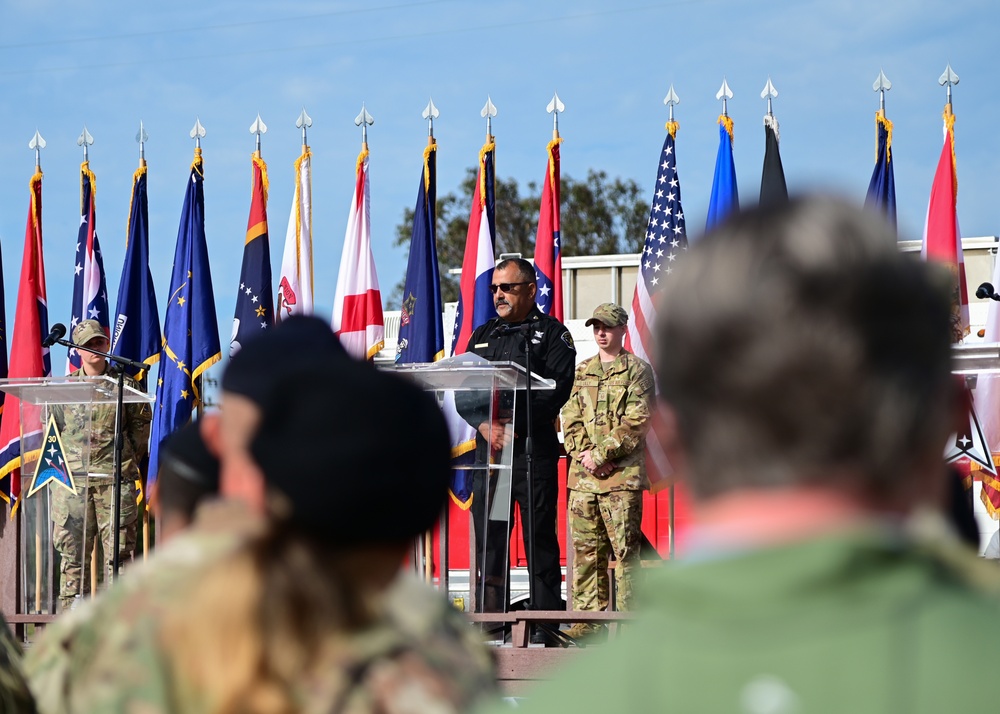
249, 361, 451, 544
158, 419, 219, 491
222, 315, 348, 407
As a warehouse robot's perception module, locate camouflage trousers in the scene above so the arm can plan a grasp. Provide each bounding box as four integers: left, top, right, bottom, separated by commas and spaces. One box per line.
569, 489, 643, 613
51, 478, 137, 611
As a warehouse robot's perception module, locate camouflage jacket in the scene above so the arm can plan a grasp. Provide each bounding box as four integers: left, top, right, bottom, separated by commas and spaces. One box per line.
561, 350, 654, 493
25, 500, 497, 714
0, 612, 36, 713
53, 366, 151, 479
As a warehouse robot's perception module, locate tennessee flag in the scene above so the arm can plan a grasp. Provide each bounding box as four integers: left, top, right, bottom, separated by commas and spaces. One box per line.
332, 147, 384, 360
533, 137, 563, 321
68, 162, 110, 372
0, 170, 51, 511
277, 146, 313, 320
230, 152, 273, 356
921, 105, 969, 341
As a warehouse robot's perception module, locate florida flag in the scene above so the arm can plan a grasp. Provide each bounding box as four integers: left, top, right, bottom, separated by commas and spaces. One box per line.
0, 169, 51, 510
277, 146, 313, 320
332, 147, 384, 360
68, 162, 110, 372
534, 137, 563, 321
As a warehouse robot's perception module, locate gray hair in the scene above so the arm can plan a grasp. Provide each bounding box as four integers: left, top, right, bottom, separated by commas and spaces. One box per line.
656, 196, 955, 501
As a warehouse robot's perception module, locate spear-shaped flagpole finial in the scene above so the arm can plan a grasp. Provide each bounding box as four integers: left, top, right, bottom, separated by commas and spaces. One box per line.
136, 121, 149, 165
481, 95, 497, 138
873, 69, 892, 113
77, 125, 94, 162
249, 113, 267, 155
546, 92, 565, 138
716, 77, 733, 117
760, 77, 778, 117
422, 98, 440, 139
29, 129, 46, 170
190, 118, 206, 150
354, 103, 374, 146
296, 108, 312, 147
939, 63, 959, 109
663, 84, 680, 123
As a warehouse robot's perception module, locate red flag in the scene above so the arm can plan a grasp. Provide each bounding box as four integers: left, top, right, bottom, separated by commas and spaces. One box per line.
922, 107, 969, 341
332, 147, 384, 360
533, 138, 563, 322
0, 170, 51, 511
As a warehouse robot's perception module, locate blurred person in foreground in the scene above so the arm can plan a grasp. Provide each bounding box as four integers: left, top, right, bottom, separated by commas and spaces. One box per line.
26, 316, 495, 714
0, 612, 36, 713
492, 196, 1000, 713
25, 420, 221, 713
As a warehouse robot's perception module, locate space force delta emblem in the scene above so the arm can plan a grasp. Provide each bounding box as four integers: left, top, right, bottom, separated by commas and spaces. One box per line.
27, 415, 77, 498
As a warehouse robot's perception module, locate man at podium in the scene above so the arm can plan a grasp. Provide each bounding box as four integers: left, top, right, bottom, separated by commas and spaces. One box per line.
50, 319, 152, 610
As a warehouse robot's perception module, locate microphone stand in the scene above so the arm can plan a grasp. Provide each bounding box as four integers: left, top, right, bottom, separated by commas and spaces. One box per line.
53, 336, 144, 580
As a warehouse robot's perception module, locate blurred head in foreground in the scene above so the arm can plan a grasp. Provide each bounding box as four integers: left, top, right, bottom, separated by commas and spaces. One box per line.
155, 419, 220, 542
656, 195, 957, 515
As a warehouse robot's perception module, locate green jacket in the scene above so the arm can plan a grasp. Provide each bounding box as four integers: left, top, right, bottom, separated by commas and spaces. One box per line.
54, 367, 151, 479
561, 350, 654, 492
0, 612, 36, 713
495, 519, 1000, 713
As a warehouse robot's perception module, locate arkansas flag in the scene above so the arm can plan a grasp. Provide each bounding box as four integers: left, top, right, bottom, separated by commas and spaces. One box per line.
332, 147, 384, 360
533, 137, 563, 321
922, 106, 969, 341
0, 169, 51, 511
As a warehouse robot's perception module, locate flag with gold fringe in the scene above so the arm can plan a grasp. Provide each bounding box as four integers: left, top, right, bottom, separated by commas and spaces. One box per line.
230, 152, 273, 356
68, 161, 109, 372
277, 146, 313, 320
706, 115, 739, 231
533, 136, 563, 321
864, 110, 896, 229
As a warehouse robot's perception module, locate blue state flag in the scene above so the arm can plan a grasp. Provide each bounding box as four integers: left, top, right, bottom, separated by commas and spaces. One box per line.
111, 164, 160, 384
230, 154, 273, 357
864, 111, 896, 231
706, 117, 739, 231
148, 150, 221, 494
396, 140, 444, 365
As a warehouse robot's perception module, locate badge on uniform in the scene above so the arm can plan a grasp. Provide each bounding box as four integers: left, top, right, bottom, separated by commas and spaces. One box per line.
561, 331, 576, 350
27, 415, 77, 497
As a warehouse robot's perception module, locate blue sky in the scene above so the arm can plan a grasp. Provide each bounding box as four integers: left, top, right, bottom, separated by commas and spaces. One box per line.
0, 0, 994, 379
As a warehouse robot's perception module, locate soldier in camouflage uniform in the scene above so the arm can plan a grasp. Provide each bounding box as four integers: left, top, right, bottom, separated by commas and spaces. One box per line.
0, 612, 36, 713
50, 319, 151, 611
561, 303, 654, 639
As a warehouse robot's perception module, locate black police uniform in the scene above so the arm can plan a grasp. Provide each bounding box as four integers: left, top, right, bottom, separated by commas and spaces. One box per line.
457, 304, 575, 612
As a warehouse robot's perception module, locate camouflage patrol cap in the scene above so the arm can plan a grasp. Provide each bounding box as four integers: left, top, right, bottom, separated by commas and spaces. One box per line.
72, 319, 107, 346
585, 303, 628, 328
249, 352, 450, 545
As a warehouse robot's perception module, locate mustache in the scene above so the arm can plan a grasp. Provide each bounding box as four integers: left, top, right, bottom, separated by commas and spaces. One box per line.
495, 297, 510, 307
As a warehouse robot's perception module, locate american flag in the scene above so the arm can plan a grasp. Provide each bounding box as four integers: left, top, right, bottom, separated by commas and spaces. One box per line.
625, 122, 687, 491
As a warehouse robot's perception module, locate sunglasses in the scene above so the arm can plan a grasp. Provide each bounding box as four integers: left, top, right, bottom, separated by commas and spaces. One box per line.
490, 281, 530, 294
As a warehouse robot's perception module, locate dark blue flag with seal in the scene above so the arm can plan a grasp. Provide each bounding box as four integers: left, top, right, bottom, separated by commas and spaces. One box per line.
148, 148, 221, 495
111, 163, 160, 384
396, 140, 443, 365
864, 110, 896, 231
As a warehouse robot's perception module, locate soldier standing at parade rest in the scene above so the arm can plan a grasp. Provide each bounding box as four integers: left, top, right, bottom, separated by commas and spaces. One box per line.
485, 196, 1000, 713
51, 319, 151, 611
561, 303, 654, 641
457, 257, 576, 619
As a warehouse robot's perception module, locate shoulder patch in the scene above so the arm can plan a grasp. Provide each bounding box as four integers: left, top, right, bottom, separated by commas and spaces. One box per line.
561, 331, 576, 351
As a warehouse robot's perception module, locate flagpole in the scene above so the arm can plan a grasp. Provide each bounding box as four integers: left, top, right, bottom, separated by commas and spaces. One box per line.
250, 113, 267, 158
355, 103, 374, 152
940, 63, 959, 112
717, 77, 732, 119
874, 69, 891, 115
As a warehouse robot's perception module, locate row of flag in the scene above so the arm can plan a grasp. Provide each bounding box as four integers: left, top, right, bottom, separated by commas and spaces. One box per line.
0, 89, 998, 519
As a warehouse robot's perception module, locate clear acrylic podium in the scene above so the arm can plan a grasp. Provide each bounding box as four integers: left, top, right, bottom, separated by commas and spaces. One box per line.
391, 356, 555, 612
0, 375, 153, 615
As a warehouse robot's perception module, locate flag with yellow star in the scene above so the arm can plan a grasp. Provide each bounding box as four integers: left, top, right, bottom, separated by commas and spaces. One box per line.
230, 152, 273, 357
147, 148, 221, 496
27, 415, 76, 497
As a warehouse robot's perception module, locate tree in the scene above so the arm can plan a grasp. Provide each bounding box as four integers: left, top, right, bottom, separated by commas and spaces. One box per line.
392, 168, 647, 305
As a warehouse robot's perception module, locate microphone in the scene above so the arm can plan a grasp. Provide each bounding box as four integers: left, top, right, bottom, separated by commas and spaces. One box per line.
976, 282, 1000, 301
42, 323, 67, 348
492, 323, 533, 337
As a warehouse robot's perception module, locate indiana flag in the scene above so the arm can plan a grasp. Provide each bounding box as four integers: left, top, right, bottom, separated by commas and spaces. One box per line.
922, 106, 969, 342
111, 163, 160, 383
148, 149, 221, 494
396, 139, 444, 365
277, 146, 313, 320
332, 147, 384, 360
533, 137, 563, 321
864, 110, 896, 230
231, 153, 273, 356
0, 170, 51, 510
706, 115, 739, 231
759, 115, 787, 206
68, 162, 110, 372
624, 120, 687, 491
